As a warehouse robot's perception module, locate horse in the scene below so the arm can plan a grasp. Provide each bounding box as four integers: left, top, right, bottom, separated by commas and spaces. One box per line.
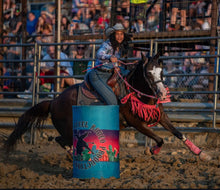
4, 52, 211, 162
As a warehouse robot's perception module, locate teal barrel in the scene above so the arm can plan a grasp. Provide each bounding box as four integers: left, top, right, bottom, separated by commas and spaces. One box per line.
72, 105, 120, 179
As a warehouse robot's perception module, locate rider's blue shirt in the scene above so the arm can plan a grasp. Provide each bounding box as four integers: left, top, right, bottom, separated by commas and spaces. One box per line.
95, 40, 121, 70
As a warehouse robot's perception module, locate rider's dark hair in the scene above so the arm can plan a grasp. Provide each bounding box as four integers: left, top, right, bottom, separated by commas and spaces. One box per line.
109, 32, 131, 58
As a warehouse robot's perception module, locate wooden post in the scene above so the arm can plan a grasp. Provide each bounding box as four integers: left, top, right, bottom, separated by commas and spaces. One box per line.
110, 0, 117, 26
208, 0, 218, 102
55, 0, 61, 94
0, 0, 3, 98
21, 0, 27, 91
159, 0, 167, 32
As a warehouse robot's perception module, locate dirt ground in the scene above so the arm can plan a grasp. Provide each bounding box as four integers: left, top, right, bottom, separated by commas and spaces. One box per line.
1, 129, 220, 189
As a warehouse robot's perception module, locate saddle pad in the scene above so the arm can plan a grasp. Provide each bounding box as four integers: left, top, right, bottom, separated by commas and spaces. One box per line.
81, 82, 99, 99
77, 83, 104, 105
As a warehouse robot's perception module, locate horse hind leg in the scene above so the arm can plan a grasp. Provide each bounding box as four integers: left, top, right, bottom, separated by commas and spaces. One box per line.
55, 136, 68, 149
55, 136, 73, 161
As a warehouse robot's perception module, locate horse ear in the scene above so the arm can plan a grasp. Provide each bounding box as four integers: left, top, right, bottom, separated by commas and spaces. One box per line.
141, 52, 148, 64
154, 51, 160, 60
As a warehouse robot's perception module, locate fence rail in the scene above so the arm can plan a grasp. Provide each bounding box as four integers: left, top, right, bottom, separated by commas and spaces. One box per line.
0, 36, 219, 133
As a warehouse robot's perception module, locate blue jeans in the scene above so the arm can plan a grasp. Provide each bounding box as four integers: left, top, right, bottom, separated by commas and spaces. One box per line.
88, 69, 118, 105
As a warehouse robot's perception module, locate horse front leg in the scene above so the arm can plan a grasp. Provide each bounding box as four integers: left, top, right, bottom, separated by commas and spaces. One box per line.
120, 106, 164, 155
135, 122, 164, 155
159, 111, 212, 161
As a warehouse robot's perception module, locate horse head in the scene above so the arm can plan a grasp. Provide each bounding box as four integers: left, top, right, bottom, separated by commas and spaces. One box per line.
142, 52, 168, 101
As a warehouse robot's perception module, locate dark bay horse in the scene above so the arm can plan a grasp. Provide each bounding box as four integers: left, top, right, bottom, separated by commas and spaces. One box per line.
4, 53, 211, 161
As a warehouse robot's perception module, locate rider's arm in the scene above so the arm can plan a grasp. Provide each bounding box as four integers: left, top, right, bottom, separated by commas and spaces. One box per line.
110, 56, 118, 63
96, 41, 113, 61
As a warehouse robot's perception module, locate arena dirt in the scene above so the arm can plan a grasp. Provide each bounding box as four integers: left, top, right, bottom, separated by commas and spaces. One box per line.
0, 129, 220, 189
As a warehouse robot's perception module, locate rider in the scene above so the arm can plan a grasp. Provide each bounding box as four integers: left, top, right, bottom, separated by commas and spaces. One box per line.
88, 23, 132, 105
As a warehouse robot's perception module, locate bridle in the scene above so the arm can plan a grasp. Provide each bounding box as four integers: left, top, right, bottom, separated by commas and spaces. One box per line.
116, 60, 162, 100
142, 60, 164, 99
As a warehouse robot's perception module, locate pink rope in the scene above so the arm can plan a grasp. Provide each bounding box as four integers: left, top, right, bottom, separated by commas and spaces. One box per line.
118, 60, 139, 66
115, 68, 157, 99
121, 92, 161, 127
157, 87, 171, 104
82, 63, 105, 73
118, 60, 172, 102
83, 60, 171, 103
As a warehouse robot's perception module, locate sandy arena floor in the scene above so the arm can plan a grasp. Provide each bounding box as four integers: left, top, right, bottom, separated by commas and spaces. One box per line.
0, 129, 220, 189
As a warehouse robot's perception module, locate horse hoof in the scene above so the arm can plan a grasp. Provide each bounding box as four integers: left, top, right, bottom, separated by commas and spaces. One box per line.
150, 145, 161, 155
66, 151, 73, 162
199, 151, 212, 162
144, 147, 151, 155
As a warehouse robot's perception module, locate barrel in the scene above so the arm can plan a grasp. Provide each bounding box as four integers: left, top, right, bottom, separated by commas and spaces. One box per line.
72, 105, 120, 179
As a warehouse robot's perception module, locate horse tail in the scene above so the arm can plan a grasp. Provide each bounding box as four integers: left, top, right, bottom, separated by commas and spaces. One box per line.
4, 100, 51, 151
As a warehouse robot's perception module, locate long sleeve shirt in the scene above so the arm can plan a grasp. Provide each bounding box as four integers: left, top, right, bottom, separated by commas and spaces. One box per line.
95, 40, 121, 70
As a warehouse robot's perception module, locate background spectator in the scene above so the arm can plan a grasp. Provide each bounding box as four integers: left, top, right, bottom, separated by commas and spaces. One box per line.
89, 20, 99, 34
163, 59, 178, 88
196, 13, 211, 30
72, 0, 89, 18
61, 0, 72, 20
27, 12, 38, 35
69, 16, 89, 35
40, 11, 53, 26
6, 37, 22, 92
68, 17, 80, 35
97, 7, 110, 29
61, 39, 72, 57
185, 59, 209, 100
122, 16, 130, 32
40, 46, 73, 93
146, 6, 159, 32
6, 37, 21, 74
133, 17, 146, 33
0, 29, 10, 59
3, 0, 16, 30
35, 15, 46, 34
61, 15, 70, 35
9, 5, 22, 36
3, 0, 15, 13
72, 44, 89, 76
169, 0, 187, 31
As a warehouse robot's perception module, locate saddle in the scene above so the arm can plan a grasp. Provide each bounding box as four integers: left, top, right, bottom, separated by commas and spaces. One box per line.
77, 68, 121, 105
107, 67, 121, 96
77, 74, 102, 105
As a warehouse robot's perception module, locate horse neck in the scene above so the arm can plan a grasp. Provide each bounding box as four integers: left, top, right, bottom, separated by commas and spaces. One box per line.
127, 64, 155, 103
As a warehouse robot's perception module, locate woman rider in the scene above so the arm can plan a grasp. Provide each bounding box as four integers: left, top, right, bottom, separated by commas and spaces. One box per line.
88, 23, 131, 105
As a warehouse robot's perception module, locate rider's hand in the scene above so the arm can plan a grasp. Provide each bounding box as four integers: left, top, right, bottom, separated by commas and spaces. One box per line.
110, 56, 118, 63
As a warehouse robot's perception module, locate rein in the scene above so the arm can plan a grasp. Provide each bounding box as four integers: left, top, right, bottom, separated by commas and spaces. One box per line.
143, 62, 158, 98
115, 61, 158, 99
121, 92, 161, 127
84, 60, 158, 99
118, 60, 171, 127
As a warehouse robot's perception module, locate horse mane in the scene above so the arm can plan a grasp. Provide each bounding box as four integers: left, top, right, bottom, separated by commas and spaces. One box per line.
125, 58, 154, 102
126, 60, 144, 84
